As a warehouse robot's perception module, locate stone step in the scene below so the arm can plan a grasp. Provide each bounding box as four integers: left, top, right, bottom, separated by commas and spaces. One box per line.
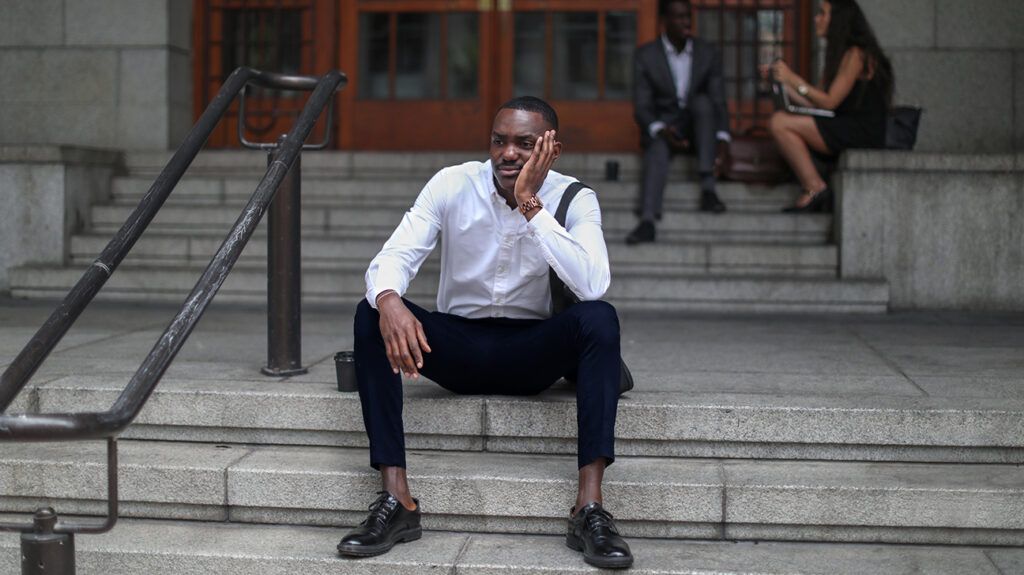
122, 150, 704, 182
0, 517, 1016, 574
89, 204, 832, 244
9, 264, 886, 312
68, 233, 839, 277
0, 441, 1021, 545
24, 375, 1024, 464
110, 175, 800, 212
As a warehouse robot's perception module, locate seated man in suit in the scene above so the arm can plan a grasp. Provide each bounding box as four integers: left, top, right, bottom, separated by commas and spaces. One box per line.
627, 0, 732, 245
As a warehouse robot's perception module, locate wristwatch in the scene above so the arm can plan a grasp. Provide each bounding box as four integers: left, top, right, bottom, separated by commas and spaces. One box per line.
797, 83, 810, 97
518, 195, 543, 215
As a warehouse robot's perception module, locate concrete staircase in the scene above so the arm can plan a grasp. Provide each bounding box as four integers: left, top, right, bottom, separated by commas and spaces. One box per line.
8, 150, 889, 313
0, 297, 1022, 573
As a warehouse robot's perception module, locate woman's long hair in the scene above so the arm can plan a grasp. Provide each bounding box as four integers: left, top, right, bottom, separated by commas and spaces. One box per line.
822, 0, 894, 107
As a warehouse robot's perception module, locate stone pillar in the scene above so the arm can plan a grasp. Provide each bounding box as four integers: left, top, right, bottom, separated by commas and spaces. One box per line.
838, 151, 1024, 310
0, 0, 193, 151
0, 146, 119, 292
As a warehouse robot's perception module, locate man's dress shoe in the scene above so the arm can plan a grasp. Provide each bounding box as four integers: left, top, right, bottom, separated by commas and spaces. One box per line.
625, 220, 656, 245
337, 491, 422, 557
566, 502, 634, 569
700, 190, 727, 213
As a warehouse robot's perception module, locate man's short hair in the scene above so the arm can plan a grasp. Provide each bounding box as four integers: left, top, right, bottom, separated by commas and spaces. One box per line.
498, 96, 559, 131
659, 0, 690, 16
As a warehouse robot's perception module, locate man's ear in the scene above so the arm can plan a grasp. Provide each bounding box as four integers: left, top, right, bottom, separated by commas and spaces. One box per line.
552, 140, 563, 162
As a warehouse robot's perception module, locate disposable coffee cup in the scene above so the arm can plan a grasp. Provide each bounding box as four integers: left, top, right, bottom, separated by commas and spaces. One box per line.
604, 160, 620, 181
335, 351, 357, 392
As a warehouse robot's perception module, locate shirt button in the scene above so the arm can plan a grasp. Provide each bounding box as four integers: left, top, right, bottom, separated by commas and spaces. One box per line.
497, 265, 506, 274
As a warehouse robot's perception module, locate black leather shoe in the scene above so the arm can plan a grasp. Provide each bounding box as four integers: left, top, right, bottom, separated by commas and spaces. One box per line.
566, 502, 633, 569
625, 220, 656, 245
699, 190, 727, 213
337, 491, 422, 557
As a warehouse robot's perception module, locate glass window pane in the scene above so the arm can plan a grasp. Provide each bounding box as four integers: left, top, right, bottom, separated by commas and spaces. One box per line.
358, 12, 389, 99
514, 12, 545, 97
395, 13, 441, 99
552, 12, 598, 100
697, 10, 720, 41
223, 8, 303, 97
447, 13, 479, 99
605, 12, 636, 100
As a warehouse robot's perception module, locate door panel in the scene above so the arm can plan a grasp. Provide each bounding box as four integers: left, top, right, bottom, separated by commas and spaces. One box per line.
193, 0, 812, 150
339, 1, 494, 151
193, 0, 337, 149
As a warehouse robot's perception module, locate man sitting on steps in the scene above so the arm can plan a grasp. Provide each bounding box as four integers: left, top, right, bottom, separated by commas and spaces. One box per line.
626, 0, 732, 245
337, 96, 633, 570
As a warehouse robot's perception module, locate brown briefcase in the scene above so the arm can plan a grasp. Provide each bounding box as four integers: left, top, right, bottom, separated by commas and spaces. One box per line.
723, 128, 793, 185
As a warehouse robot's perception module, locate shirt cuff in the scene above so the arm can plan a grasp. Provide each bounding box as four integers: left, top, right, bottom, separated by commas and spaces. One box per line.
716, 131, 731, 142
648, 121, 667, 139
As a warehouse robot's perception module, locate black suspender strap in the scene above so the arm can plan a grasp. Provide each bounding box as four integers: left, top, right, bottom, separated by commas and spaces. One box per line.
548, 181, 588, 314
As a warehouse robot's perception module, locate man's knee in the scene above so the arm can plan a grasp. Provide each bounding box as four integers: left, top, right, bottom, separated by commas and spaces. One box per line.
647, 135, 671, 157
568, 300, 620, 345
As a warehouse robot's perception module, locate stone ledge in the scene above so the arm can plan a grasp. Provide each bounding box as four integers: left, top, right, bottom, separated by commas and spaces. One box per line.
0, 144, 121, 166
841, 150, 1019, 172
0, 442, 1022, 544
30, 377, 1024, 457
0, 518, 1011, 575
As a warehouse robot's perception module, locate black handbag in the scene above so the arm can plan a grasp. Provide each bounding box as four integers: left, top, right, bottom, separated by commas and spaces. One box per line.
885, 106, 923, 150
549, 181, 634, 395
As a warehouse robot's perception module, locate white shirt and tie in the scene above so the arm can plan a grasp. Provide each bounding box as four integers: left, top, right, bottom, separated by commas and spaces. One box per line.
648, 35, 731, 143
365, 160, 610, 321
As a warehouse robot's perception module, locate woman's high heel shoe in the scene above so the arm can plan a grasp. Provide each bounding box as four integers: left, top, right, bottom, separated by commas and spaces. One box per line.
782, 188, 833, 213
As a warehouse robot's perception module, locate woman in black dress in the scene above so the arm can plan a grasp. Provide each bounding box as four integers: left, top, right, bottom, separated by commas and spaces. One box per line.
768, 0, 893, 212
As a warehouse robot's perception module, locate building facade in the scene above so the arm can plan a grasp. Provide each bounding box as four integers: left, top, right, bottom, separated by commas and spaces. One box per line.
5, 0, 1020, 153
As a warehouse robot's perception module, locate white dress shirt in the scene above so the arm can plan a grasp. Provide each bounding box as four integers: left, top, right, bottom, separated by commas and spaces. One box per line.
649, 35, 731, 143
365, 160, 611, 320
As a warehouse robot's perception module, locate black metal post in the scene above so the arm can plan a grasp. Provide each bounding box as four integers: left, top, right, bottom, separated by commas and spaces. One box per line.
262, 136, 307, 376
21, 508, 75, 575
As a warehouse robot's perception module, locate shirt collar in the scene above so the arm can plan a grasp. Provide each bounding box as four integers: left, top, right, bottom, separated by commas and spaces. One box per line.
661, 34, 692, 56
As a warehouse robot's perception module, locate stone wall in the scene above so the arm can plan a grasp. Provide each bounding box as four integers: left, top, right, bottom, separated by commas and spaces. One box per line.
0, 0, 192, 150
0, 146, 120, 292
859, 0, 1024, 153
837, 151, 1024, 310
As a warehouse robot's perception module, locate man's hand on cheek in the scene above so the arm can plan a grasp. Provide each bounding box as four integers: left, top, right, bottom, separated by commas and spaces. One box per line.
514, 130, 559, 203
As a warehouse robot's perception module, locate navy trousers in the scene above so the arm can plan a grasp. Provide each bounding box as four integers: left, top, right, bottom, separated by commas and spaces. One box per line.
353, 298, 621, 470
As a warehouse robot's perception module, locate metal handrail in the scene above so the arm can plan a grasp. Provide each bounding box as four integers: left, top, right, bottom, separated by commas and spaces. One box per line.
0, 67, 346, 535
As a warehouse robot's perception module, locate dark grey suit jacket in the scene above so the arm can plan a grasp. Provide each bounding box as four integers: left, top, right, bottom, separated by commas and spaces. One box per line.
633, 37, 730, 145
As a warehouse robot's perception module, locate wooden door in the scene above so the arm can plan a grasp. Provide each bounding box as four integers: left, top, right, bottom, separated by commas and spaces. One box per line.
193, 0, 812, 150
338, 0, 655, 152
493, 0, 658, 152
691, 0, 813, 135
193, 0, 338, 149
337, 0, 496, 150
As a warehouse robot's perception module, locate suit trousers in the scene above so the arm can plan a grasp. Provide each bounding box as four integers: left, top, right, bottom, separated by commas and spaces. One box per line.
353, 298, 621, 470
639, 93, 718, 221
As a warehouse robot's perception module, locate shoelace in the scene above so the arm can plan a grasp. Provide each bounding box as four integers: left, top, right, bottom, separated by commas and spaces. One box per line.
583, 506, 617, 535
361, 491, 398, 533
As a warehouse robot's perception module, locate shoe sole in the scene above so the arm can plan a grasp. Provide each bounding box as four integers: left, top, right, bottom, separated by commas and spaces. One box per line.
565, 533, 634, 569
337, 526, 422, 558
